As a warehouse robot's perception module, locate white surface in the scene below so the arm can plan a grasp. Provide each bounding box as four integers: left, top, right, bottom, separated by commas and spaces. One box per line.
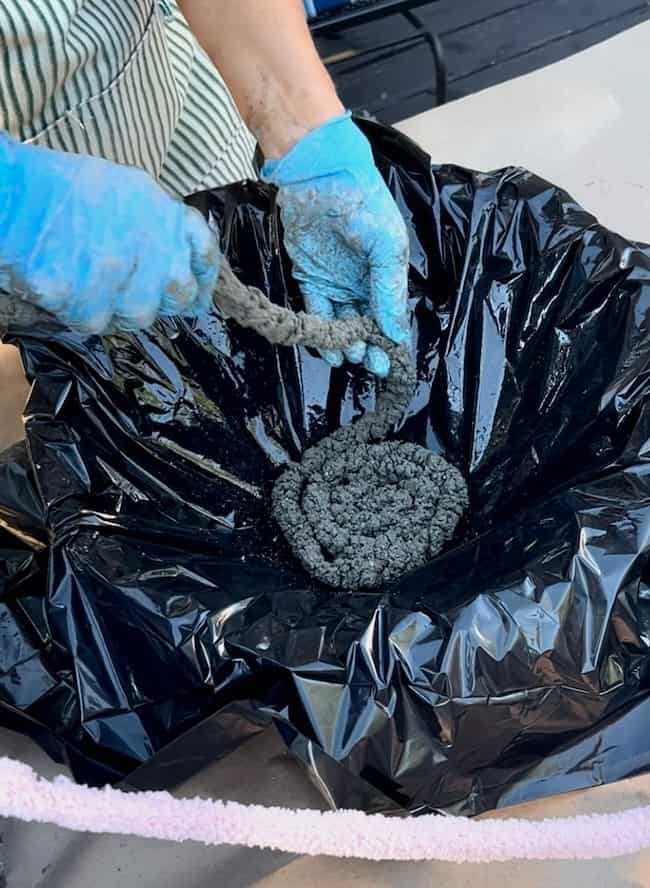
398, 22, 650, 244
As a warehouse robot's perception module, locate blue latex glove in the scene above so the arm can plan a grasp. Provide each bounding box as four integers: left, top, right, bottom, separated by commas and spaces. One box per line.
0, 134, 219, 334
262, 112, 409, 377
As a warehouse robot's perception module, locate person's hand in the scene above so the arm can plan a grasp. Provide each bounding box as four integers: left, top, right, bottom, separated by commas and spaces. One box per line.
0, 134, 219, 334
262, 113, 410, 377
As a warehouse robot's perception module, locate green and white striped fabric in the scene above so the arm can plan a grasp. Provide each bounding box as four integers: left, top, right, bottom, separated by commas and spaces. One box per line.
0, 0, 256, 197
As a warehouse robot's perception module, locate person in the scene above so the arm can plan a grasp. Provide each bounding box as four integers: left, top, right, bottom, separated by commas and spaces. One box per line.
0, 1, 409, 376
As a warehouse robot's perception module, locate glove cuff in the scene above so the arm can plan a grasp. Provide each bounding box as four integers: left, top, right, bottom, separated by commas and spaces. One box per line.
261, 112, 375, 187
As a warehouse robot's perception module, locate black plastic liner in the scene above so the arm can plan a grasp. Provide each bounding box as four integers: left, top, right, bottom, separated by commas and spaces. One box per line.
3, 121, 650, 814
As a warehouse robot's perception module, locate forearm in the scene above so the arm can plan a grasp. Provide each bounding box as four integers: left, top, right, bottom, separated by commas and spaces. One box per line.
177, 0, 343, 158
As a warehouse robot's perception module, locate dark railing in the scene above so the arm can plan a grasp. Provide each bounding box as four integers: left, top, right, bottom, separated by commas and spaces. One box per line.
307, 1, 447, 116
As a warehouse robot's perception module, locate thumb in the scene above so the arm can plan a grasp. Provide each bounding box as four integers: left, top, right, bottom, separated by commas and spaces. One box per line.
302, 286, 344, 368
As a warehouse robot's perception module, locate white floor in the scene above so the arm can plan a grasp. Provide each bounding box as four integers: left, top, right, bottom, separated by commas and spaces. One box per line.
397, 22, 650, 244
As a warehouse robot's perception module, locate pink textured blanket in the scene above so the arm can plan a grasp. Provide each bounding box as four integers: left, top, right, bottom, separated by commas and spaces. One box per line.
1, 757, 648, 863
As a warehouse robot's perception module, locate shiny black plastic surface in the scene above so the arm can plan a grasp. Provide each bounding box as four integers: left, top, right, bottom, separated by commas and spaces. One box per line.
2, 121, 650, 814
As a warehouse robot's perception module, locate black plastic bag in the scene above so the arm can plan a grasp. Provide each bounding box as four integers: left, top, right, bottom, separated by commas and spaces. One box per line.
2, 120, 650, 814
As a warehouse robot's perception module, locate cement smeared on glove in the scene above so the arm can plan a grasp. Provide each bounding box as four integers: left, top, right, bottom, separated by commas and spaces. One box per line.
216, 262, 469, 590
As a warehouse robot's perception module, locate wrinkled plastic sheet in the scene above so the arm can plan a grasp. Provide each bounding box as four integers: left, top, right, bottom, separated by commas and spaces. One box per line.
2, 120, 650, 814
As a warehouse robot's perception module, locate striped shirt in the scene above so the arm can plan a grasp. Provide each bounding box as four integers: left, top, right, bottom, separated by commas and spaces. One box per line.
0, 0, 257, 197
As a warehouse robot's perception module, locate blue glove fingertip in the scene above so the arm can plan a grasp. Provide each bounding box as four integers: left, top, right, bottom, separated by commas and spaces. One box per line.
321, 349, 344, 368
343, 340, 366, 364
365, 346, 390, 378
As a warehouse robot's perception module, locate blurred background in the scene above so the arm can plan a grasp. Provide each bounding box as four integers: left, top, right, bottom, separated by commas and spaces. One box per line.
305, 0, 650, 122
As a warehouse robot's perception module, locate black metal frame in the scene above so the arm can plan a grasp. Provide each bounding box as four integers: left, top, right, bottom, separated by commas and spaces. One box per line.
308, 0, 447, 115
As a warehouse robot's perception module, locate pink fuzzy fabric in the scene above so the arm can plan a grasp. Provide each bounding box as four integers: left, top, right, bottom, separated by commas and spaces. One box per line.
1, 756, 649, 862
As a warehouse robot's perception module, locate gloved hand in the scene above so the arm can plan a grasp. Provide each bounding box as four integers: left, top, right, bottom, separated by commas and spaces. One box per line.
0, 133, 219, 334
262, 112, 410, 377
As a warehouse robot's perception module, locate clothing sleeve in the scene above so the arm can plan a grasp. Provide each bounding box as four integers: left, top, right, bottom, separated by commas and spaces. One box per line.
0, 0, 255, 196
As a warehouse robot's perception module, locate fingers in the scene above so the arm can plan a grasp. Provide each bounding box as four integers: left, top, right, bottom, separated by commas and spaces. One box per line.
157, 207, 219, 321
334, 303, 366, 365
365, 345, 390, 378
305, 290, 391, 377
114, 252, 169, 331
357, 302, 390, 378
184, 206, 221, 315
63, 302, 114, 335
302, 287, 343, 367
367, 223, 410, 345
160, 206, 219, 318
160, 272, 199, 319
